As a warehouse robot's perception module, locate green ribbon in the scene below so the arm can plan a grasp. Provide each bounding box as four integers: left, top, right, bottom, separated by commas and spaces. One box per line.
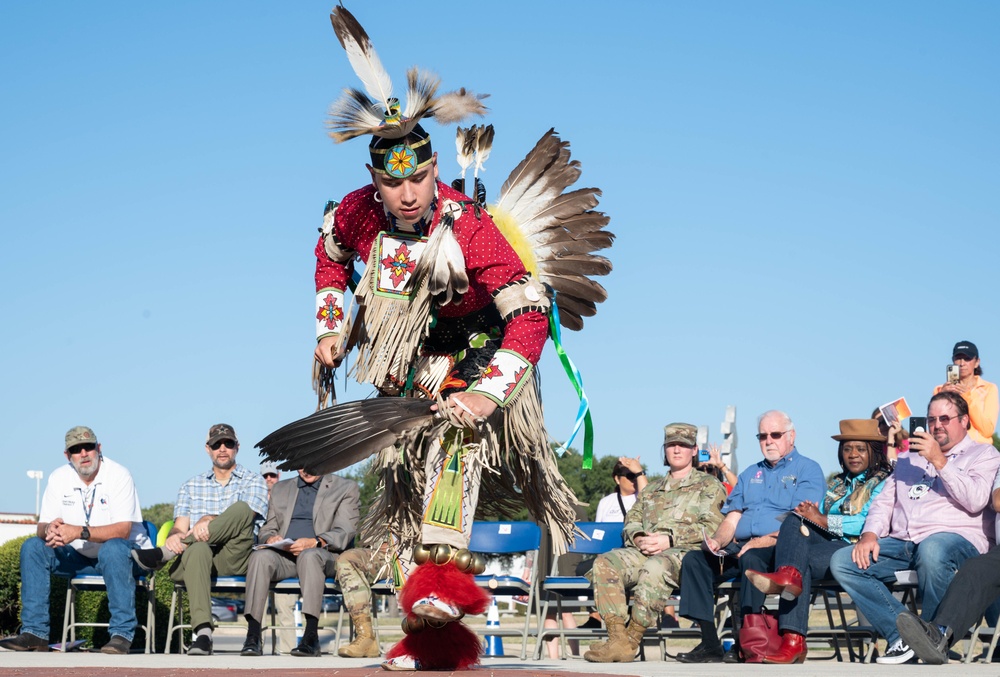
548, 299, 594, 469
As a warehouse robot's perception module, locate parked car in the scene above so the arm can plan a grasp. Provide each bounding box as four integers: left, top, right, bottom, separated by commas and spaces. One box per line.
211, 597, 238, 623
322, 594, 343, 613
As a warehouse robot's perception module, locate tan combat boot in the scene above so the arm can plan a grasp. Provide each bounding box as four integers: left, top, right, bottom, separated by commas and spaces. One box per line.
584, 617, 646, 663
337, 614, 381, 658
584, 615, 626, 662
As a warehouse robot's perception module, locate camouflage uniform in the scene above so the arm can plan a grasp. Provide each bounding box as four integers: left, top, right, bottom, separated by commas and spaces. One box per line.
588, 469, 727, 627
336, 547, 383, 616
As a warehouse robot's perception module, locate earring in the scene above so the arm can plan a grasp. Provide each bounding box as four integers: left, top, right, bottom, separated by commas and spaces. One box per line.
373, 191, 383, 203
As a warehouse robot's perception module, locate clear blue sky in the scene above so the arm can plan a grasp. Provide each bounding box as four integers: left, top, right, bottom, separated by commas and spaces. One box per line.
2, 2, 997, 513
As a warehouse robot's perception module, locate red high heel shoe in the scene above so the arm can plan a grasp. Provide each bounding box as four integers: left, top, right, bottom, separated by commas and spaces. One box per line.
745, 566, 803, 600
763, 631, 807, 664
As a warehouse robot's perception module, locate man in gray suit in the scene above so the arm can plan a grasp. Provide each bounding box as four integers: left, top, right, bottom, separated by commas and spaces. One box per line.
240, 469, 360, 657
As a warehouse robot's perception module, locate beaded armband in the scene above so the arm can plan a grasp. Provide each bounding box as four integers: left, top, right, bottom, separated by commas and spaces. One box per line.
466, 349, 533, 407
315, 287, 346, 340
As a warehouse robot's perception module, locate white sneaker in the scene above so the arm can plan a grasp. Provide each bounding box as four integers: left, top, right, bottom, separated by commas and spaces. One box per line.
876, 639, 915, 664
411, 594, 462, 622
382, 655, 421, 671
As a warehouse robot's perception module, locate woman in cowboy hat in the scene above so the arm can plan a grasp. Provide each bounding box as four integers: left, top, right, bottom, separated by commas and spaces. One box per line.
744, 419, 893, 664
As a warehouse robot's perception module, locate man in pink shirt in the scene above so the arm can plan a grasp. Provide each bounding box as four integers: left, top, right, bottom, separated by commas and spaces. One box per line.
830, 391, 1000, 664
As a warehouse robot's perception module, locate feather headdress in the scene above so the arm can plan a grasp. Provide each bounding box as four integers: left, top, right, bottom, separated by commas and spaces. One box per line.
488, 130, 614, 330
327, 6, 488, 143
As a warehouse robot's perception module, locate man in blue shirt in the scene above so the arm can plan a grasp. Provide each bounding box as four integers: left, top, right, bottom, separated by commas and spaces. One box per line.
675, 410, 826, 663
132, 423, 268, 655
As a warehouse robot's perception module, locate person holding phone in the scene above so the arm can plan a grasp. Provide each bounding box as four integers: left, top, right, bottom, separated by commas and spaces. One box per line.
829, 392, 1000, 664
933, 341, 998, 445
744, 419, 893, 663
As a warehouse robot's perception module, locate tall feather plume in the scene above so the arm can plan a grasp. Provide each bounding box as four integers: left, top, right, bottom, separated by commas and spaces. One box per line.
473, 124, 494, 178
487, 129, 615, 330
455, 127, 474, 181
329, 7, 393, 115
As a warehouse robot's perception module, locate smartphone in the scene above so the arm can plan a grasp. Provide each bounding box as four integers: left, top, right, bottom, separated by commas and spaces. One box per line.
947, 364, 960, 385
909, 416, 927, 434
698, 448, 711, 463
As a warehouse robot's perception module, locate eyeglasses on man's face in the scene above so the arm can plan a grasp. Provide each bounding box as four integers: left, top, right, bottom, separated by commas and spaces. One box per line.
756, 431, 789, 442
67, 443, 97, 455
210, 439, 237, 450
927, 414, 962, 427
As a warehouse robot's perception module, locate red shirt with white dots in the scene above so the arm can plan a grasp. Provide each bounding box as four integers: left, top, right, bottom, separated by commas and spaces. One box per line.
314, 181, 547, 364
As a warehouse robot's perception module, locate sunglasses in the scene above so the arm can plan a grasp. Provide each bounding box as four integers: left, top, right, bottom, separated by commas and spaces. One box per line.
618, 471, 641, 481
67, 443, 97, 455
262, 473, 278, 479
210, 439, 237, 450
927, 414, 962, 426
756, 431, 789, 442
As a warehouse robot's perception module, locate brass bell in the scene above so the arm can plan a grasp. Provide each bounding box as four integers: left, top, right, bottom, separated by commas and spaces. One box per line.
453, 548, 474, 572
471, 553, 487, 575
431, 543, 453, 565
401, 614, 425, 634
412, 543, 431, 566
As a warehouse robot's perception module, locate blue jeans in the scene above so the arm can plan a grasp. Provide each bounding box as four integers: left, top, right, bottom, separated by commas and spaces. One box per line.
829, 533, 979, 645
20, 537, 142, 642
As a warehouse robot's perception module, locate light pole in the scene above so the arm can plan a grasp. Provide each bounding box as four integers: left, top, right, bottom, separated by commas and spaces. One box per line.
26, 470, 43, 519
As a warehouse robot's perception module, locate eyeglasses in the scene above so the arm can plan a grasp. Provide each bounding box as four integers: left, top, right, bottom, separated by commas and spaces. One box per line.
756, 431, 789, 442
262, 473, 278, 479
210, 439, 237, 450
927, 414, 962, 426
618, 471, 641, 481
67, 443, 97, 455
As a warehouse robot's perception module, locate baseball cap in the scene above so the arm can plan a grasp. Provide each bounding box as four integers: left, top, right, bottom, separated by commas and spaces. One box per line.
663, 422, 697, 447
65, 426, 98, 451
952, 341, 978, 360
206, 423, 238, 446
260, 461, 279, 476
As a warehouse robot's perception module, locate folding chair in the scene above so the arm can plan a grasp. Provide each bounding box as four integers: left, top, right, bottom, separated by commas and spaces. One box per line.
533, 521, 624, 659
469, 521, 543, 660
264, 577, 342, 654
61, 520, 158, 653
165, 575, 247, 653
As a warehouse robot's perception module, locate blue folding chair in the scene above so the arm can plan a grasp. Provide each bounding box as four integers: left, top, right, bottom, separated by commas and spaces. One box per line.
469, 521, 543, 660
265, 577, 342, 654
166, 575, 247, 653
61, 520, 159, 653
533, 521, 624, 659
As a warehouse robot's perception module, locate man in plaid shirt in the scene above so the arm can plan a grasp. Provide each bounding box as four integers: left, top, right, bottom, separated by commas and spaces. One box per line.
132, 423, 268, 655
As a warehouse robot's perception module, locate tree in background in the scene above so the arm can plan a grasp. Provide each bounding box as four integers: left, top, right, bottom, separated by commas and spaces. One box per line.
141, 502, 174, 529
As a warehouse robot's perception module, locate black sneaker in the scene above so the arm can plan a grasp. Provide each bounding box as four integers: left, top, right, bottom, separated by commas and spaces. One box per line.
0, 632, 50, 652
187, 634, 213, 656
896, 611, 950, 665
100, 635, 132, 655
131, 548, 165, 572
876, 639, 915, 664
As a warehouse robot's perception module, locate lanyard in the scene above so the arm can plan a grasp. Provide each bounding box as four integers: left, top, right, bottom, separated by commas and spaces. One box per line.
79, 485, 98, 526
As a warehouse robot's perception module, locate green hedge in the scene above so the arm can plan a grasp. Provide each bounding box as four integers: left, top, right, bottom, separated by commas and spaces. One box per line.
0, 536, 188, 652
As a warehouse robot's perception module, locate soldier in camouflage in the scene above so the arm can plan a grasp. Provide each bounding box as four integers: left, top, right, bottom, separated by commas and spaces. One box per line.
583, 422, 727, 663
334, 546, 385, 657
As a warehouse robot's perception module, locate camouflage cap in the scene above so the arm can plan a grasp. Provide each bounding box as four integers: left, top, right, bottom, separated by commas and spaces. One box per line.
206, 423, 238, 446
663, 422, 697, 447
65, 426, 98, 451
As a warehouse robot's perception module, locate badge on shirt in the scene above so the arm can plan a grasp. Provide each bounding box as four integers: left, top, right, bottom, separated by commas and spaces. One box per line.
374, 232, 428, 299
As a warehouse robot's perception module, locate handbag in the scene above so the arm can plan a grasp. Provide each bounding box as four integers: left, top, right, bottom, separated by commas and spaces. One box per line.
739, 610, 782, 663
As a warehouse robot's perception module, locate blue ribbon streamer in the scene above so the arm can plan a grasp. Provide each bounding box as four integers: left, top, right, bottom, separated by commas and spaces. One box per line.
549, 297, 594, 469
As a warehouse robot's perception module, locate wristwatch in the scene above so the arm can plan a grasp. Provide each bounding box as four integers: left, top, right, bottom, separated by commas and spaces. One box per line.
80, 526, 91, 540
315, 537, 323, 549
635, 471, 646, 477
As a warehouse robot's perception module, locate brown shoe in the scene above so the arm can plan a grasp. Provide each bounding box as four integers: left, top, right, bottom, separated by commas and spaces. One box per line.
0, 633, 50, 652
